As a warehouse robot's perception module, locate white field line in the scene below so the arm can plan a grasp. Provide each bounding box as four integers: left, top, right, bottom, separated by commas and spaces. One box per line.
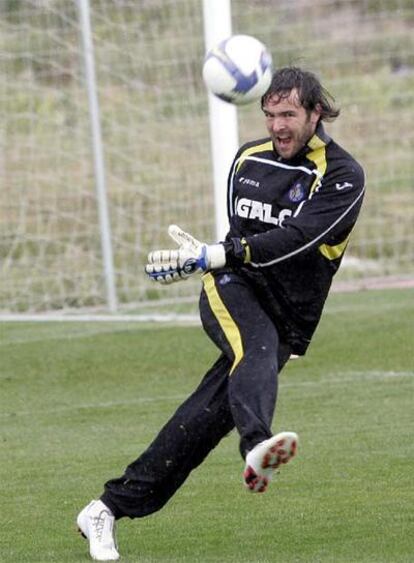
1, 298, 413, 347
1, 370, 412, 419
282, 370, 414, 387
0, 324, 174, 347
1, 286, 413, 325
0, 313, 201, 323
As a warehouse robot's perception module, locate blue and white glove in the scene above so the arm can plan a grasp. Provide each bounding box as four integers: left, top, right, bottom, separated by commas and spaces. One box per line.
145, 225, 226, 284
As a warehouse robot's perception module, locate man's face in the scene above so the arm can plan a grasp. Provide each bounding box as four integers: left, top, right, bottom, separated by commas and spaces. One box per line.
262, 89, 321, 160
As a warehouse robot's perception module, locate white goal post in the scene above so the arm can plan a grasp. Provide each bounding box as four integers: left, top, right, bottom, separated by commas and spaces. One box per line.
78, 0, 117, 312
202, 0, 238, 242
0, 0, 413, 318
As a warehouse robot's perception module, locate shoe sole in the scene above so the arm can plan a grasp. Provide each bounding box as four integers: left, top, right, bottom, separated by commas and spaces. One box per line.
261, 433, 298, 469
244, 432, 298, 493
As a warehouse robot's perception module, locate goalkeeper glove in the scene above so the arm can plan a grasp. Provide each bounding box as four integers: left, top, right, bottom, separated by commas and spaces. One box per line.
145, 224, 226, 284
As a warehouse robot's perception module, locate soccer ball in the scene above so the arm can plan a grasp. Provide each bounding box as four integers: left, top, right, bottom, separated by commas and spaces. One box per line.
202, 34, 273, 106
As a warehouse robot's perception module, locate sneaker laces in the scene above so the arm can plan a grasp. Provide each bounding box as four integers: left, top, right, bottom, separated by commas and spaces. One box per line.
91, 510, 115, 548
91, 513, 105, 541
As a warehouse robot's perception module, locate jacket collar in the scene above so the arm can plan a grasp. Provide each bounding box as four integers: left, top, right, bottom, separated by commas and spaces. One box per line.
305, 122, 331, 152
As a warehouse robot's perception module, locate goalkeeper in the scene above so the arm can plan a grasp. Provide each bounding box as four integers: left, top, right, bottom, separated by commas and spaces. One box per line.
77, 67, 365, 561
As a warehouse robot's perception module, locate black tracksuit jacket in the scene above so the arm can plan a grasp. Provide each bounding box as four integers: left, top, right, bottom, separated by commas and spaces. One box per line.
100, 127, 365, 521
224, 122, 365, 355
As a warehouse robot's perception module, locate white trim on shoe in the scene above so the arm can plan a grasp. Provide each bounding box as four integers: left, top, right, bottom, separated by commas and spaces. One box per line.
243, 431, 298, 493
77, 500, 120, 561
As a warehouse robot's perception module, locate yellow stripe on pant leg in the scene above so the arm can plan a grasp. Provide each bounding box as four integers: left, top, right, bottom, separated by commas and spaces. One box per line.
202, 272, 243, 375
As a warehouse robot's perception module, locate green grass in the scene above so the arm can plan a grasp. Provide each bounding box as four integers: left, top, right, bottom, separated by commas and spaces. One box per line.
1, 288, 413, 562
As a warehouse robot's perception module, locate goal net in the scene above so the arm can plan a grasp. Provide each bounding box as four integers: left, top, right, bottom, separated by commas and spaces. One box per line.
1, 0, 413, 317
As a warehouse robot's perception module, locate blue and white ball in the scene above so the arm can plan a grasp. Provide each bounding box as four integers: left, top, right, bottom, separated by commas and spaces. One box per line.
202, 35, 273, 106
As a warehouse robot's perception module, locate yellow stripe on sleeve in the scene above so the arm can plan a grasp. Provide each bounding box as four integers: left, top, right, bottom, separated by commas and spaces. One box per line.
202, 272, 243, 375
236, 140, 273, 172
319, 234, 351, 260
307, 142, 352, 261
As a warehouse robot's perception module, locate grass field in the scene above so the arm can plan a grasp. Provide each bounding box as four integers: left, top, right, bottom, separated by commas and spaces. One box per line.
1, 288, 413, 562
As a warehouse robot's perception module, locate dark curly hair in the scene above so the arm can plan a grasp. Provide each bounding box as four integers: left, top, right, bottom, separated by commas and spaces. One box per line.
261, 67, 340, 122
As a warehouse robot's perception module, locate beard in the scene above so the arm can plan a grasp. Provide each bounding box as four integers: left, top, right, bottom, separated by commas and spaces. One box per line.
272, 116, 316, 160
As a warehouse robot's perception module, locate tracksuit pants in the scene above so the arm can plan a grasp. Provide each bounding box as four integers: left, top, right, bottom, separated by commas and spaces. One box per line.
101, 269, 291, 519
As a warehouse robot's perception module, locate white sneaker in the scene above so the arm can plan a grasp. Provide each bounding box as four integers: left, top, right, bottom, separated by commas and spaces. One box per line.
243, 431, 298, 493
77, 500, 120, 561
